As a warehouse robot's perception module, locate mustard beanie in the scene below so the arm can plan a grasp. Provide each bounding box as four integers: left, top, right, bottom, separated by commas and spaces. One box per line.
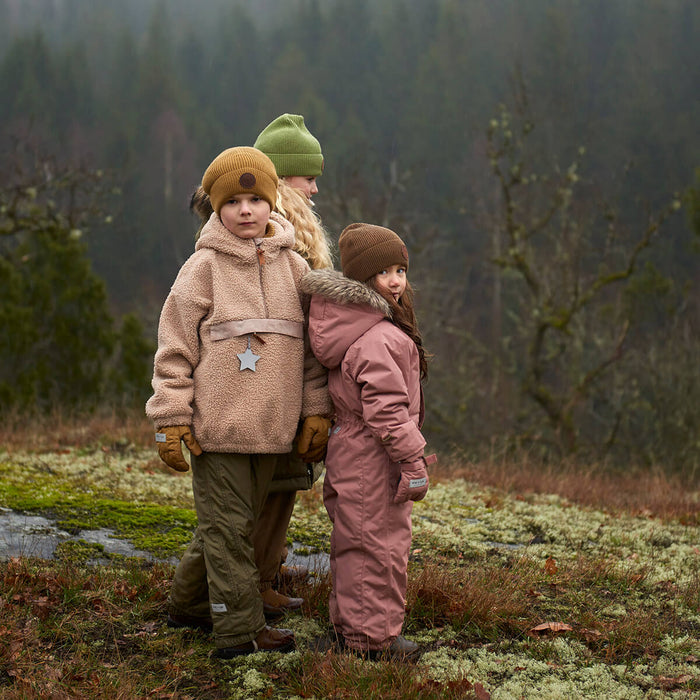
253, 113, 324, 177
338, 223, 409, 282
201, 146, 278, 215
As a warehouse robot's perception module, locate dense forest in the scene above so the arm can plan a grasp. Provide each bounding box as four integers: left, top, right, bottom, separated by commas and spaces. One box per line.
1, 0, 699, 470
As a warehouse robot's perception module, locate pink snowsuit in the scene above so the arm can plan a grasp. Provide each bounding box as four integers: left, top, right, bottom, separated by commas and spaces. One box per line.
301, 269, 430, 651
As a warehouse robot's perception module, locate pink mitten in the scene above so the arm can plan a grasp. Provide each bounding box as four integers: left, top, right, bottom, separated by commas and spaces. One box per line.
394, 454, 436, 504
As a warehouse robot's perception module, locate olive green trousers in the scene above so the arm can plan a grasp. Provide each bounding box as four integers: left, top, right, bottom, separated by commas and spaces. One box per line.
168, 452, 277, 649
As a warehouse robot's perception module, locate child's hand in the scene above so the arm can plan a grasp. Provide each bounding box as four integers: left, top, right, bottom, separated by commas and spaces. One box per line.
155, 425, 203, 472
297, 416, 332, 462
393, 454, 436, 504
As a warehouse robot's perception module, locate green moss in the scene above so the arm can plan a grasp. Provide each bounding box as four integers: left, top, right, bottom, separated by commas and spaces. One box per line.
0, 464, 197, 557
2, 448, 700, 699
55, 539, 108, 564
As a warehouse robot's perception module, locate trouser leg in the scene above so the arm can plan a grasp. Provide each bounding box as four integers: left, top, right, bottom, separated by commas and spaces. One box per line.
253, 489, 297, 591
191, 451, 277, 649
167, 529, 210, 619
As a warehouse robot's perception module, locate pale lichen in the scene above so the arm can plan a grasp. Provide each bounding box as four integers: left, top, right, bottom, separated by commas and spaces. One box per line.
1, 448, 698, 699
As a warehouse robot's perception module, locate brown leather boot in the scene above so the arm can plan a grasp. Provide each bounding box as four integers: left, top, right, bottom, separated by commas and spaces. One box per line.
261, 588, 303, 620
214, 626, 295, 659
278, 564, 309, 585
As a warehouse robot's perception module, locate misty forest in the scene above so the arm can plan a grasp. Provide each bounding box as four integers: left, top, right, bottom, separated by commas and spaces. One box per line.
1, 0, 699, 472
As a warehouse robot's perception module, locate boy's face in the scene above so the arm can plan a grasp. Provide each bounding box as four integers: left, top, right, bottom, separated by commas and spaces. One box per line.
219, 194, 271, 239
283, 175, 318, 201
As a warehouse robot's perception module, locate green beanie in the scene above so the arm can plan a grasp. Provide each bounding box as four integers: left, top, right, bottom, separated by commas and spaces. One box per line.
254, 113, 324, 177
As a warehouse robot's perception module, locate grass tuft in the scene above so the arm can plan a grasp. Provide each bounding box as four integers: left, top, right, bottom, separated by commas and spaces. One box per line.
1, 411, 699, 698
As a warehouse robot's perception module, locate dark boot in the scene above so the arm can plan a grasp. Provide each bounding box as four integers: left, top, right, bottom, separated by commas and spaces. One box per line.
166, 612, 213, 632
379, 635, 421, 662
309, 627, 345, 653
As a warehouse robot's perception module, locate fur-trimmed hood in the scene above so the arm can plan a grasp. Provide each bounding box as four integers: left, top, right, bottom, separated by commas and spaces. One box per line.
300, 269, 392, 316
302, 269, 394, 370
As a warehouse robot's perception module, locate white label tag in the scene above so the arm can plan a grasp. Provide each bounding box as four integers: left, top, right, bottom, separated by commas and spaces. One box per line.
155, 432, 166, 443
211, 603, 227, 613
409, 477, 427, 489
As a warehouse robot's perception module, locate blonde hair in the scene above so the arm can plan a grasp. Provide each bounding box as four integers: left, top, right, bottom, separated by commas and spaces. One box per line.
190, 180, 334, 271
276, 178, 333, 270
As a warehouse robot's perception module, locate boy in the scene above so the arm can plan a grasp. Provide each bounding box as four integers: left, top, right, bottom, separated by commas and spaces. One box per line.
146, 146, 331, 657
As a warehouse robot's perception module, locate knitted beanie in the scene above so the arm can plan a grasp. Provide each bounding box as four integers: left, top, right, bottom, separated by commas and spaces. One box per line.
253, 114, 324, 177
201, 146, 278, 215
339, 223, 409, 282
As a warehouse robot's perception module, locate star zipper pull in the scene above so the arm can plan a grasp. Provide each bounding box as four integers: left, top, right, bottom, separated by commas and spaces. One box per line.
237, 335, 261, 372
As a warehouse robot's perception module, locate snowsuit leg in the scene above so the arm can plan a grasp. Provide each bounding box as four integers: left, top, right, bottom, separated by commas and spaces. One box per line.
325, 423, 413, 651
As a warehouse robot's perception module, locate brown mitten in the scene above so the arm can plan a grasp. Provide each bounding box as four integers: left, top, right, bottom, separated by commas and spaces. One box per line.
297, 416, 332, 462
155, 425, 203, 472
393, 453, 436, 504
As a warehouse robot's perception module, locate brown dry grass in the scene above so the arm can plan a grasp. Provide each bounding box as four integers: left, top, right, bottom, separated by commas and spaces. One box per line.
1, 410, 698, 698
436, 453, 699, 524
3, 408, 697, 524
1, 407, 154, 453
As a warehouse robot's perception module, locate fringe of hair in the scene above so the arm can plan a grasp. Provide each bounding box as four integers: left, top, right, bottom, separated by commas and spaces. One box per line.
189, 180, 334, 271
367, 278, 430, 380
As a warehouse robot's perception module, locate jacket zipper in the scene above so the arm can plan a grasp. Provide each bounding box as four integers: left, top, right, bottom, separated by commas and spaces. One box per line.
256, 242, 270, 318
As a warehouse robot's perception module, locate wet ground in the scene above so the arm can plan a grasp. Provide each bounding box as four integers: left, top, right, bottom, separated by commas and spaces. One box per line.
0, 506, 329, 571
0, 506, 175, 563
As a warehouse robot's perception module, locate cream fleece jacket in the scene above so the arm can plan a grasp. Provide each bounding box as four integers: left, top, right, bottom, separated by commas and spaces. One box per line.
146, 211, 331, 454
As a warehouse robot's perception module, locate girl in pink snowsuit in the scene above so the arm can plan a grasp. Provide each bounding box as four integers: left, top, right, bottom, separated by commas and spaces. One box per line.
302, 223, 435, 660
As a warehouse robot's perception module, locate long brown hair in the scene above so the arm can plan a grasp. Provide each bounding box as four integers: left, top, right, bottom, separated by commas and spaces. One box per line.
367, 278, 429, 380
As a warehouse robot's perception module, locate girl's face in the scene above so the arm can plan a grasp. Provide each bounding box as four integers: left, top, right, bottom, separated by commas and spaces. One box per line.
373, 264, 407, 302
283, 175, 318, 201
219, 194, 271, 239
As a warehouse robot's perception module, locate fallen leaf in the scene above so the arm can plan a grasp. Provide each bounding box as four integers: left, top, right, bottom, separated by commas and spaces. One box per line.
474, 682, 491, 700
656, 674, 692, 690
544, 557, 558, 576
530, 621, 573, 634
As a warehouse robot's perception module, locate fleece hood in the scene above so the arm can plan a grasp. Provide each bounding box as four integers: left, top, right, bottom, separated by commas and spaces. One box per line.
196, 210, 295, 262
301, 269, 392, 370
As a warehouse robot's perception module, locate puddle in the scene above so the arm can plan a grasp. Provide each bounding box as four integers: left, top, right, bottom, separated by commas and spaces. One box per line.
0, 508, 330, 572
0, 510, 71, 560
485, 540, 525, 551
0, 508, 174, 563
286, 542, 330, 575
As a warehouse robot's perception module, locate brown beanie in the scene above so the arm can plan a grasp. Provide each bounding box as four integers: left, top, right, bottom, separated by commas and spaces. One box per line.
338, 223, 409, 282
201, 146, 278, 215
